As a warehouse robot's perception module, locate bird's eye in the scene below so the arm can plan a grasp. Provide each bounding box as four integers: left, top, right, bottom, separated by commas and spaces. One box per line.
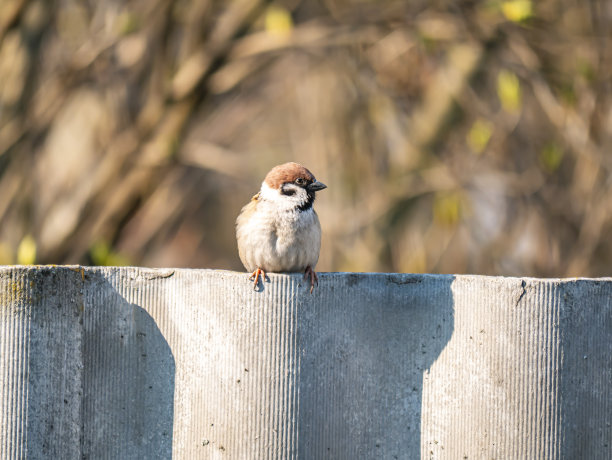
295, 178, 306, 186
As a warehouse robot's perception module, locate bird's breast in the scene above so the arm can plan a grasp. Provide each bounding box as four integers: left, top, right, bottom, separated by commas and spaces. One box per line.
237, 205, 321, 273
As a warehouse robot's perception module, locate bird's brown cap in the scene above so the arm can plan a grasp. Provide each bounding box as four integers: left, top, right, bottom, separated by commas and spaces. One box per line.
264, 162, 316, 189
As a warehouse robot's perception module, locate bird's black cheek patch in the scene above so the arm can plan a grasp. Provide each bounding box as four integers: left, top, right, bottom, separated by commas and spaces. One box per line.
297, 192, 315, 212
281, 184, 297, 196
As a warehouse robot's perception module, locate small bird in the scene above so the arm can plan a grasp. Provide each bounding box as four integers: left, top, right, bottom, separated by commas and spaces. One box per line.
236, 162, 327, 293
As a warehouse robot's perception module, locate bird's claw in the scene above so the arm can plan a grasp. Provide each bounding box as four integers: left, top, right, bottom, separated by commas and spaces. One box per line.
304, 266, 319, 294
249, 268, 267, 290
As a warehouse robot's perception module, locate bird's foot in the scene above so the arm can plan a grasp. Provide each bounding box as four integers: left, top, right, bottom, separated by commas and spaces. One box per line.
304, 266, 319, 294
249, 268, 268, 290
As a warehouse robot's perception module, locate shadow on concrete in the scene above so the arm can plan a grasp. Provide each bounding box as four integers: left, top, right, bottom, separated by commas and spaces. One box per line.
20, 268, 85, 459
296, 273, 454, 459
81, 273, 175, 459
558, 280, 612, 457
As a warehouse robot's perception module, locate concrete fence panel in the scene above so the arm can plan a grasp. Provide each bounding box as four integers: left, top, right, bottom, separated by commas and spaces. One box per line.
0, 266, 610, 459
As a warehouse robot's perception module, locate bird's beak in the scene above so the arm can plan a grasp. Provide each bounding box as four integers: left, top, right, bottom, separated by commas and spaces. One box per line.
308, 181, 327, 192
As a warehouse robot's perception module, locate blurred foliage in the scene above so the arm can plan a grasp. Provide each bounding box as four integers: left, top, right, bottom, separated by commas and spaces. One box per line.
467, 119, 494, 154
539, 142, 564, 173
17, 235, 36, 265
497, 70, 522, 113
265, 5, 293, 36
0, 0, 611, 277
501, 1, 533, 23
90, 240, 130, 267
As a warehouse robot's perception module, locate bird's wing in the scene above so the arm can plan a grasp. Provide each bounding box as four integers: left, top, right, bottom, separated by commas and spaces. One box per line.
236, 195, 259, 229
236, 195, 260, 271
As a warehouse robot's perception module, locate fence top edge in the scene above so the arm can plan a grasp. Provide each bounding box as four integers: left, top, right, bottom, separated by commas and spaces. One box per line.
0, 265, 610, 285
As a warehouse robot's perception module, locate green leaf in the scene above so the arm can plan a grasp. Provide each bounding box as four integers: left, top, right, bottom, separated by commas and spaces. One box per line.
467, 119, 494, 154
539, 143, 564, 173
90, 241, 130, 266
433, 193, 462, 226
17, 235, 36, 265
497, 70, 522, 113
501, 1, 533, 22
117, 12, 141, 36
265, 5, 293, 37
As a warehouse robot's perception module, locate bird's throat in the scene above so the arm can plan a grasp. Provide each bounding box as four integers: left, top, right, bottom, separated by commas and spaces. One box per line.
297, 192, 315, 212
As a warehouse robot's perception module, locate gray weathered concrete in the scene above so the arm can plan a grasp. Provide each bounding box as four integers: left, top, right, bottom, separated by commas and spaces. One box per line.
0, 267, 610, 459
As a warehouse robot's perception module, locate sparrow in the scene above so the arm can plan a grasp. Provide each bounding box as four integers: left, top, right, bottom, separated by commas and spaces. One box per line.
236, 162, 327, 293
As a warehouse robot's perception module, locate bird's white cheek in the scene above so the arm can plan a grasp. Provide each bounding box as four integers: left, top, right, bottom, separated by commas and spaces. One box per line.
259, 182, 308, 210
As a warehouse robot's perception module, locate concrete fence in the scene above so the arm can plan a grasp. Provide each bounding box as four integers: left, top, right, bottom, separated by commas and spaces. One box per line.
0, 266, 610, 459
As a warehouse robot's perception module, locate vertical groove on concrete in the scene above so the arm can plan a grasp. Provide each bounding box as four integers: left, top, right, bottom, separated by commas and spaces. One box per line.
277, 276, 286, 459
269, 275, 279, 458
260, 278, 271, 458
279, 276, 286, 458
527, 281, 537, 458
546, 283, 555, 457
0, 272, 4, 458
234, 271, 245, 457
510, 279, 519, 460
286, 276, 295, 460
292, 278, 300, 460
283, 275, 293, 459
522, 280, 532, 458
242, 273, 255, 458
166, 268, 183, 458
550, 283, 560, 460
517, 280, 528, 457
290, 276, 299, 460
547, 283, 558, 459
549, 283, 558, 457
0, 270, 30, 459
82, 272, 92, 458
0, 272, 10, 458
495, 278, 506, 460
540, 284, 550, 460
536, 283, 544, 456
252, 277, 263, 458
503, 278, 512, 460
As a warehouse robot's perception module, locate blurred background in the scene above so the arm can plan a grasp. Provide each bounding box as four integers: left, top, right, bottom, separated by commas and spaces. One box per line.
0, 0, 610, 276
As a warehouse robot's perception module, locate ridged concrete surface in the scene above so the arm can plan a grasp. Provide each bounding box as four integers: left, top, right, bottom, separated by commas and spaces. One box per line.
0, 267, 610, 459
